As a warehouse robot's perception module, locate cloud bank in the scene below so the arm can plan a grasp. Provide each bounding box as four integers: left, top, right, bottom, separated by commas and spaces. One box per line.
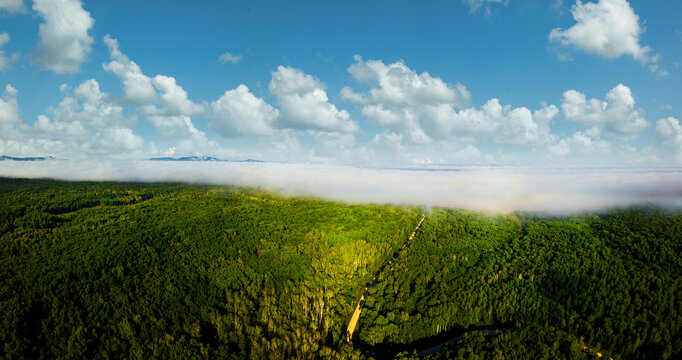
1, 161, 680, 214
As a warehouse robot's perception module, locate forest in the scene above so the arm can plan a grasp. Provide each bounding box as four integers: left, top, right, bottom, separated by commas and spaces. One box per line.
1, 177, 680, 359
358, 208, 681, 359
0, 177, 420, 359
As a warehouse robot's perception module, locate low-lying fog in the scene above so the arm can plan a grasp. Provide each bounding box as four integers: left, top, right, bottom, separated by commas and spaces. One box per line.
2, 160, 681, 213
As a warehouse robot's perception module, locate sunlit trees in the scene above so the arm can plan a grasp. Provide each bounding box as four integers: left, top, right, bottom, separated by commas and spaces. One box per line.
0, 178, 419, 359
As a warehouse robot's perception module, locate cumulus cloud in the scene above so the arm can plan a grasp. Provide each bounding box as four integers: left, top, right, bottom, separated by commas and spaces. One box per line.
342, 56, 556, 156
655, 117, 682, 162
32, 0, 94, 74
0, 84, 19, 125
0, 79, 144, 159
547, 129, 611, 157
219, 52, 242, 64
255, 129, 307, 161
102, 35, 156, 103
338, 58, 653, 165
100, 35, 212, 155
0, 32, 19, 71
309, 131, 358, 162
147, 115, 208, 143
139, 75, 211, 152
87, 127, 144, 156
0, 0, 25, 14
270, 65, 358, 133
421, 100, 558, 145
549, 0, 663, 73
37, 80, 142, 157
210, 84, 279, 137
560, 84, 648, 141
342, 55, 485, 154
143, 75, 204, 117
362, 105, 430, 145
1, 161, 681, 214
344, 55, 470, 109
46, 79, 131, 129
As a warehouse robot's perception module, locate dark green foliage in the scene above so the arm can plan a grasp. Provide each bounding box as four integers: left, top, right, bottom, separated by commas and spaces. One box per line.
422, 325, 593, 360
0, 178, 420, 359
357, 208, 681, 359
2, 177, 680, 360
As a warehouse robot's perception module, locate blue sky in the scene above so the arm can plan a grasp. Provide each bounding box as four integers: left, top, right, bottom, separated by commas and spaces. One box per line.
0, 0, 681, 166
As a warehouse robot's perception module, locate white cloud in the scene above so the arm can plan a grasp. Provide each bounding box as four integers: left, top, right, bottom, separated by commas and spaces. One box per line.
102, 35, 156, 103
140, 75, 211, 152
463, 0, 508, 14
0, 32, 18, 71
32, 0, 94, 74
0, 79, 149, 161
270, 65, 358, 133
0, 84, 19, 125
33, 113, 88, 139
420, 100, 555, 146
311, 131, 356, 160
21, 79, 145, 159
219, 52, 242, 64
0, 0, 25, 14
341, 56, 562, 161
143, 75, 204, 117
547, 129, 611, 157
50, 79, 129, 128
368, 132, 409, 158
256, 129, 306, 161
100, 35, 215, 156
533, 103, 560, 135
88, 127, 144, 154
560, 84, 648, 141
211, 84, 279, 137
362, 104, 420, 136
147, 115, 206, 142
344, 55, 470, 109
369, 132, 491, 165
100, 35, 213, 155
549, 0, 662, 72
655, 117, 682, 162
149, 143, 177, 158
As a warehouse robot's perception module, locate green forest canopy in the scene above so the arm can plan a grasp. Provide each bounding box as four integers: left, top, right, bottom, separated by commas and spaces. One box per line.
0, 177, 680, 359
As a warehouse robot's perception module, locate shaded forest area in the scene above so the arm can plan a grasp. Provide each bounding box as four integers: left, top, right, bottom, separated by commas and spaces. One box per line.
1, 178, 680, 359
0, 178, 420, 359
358, 208, 681, 359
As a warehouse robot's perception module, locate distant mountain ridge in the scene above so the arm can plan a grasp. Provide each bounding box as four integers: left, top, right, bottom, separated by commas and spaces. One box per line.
148, 156, 263, 163
0, 155, 264, 163
0, 155, 57, 161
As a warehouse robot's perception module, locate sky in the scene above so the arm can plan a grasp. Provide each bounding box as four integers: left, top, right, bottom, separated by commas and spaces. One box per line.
0, 0, 681, 167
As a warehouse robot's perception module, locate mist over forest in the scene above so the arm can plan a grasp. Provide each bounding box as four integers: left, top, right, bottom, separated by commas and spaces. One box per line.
2, 160, 682, 213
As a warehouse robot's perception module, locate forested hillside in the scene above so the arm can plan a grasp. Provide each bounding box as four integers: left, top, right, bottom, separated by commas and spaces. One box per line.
2, 178, 680, 359
358, 208, 681, 359
0, 178, 421, 359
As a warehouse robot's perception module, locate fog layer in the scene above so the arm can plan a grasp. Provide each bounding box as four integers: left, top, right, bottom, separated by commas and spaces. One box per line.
2, 161, 681, 213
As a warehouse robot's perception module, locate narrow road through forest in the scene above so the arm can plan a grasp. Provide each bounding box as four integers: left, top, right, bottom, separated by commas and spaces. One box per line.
416, 329, 503, 356
345, 213, 426, 345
